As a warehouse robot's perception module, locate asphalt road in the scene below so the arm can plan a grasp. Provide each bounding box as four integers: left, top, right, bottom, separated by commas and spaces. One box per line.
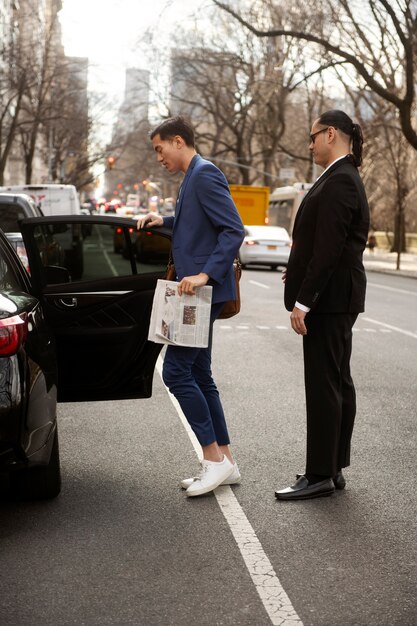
1, 268, 416, 626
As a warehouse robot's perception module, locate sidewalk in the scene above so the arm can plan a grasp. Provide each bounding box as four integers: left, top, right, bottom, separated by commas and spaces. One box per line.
363, 249, 417, 279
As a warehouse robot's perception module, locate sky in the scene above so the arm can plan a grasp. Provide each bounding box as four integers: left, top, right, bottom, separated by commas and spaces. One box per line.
59, 0, 209, 96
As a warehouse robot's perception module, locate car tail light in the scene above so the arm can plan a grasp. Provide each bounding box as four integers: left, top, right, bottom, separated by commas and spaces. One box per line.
145, 231, 153, 236
245, 239, 257, 246
115, 227, 123, 234
128, 228, 134, 233
0, 314, 28, 357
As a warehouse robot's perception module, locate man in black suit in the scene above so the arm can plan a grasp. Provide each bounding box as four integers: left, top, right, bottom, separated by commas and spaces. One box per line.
275, 110, 370, 501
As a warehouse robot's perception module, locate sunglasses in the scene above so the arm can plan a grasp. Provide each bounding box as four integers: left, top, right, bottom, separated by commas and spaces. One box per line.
309, 127, 330, 144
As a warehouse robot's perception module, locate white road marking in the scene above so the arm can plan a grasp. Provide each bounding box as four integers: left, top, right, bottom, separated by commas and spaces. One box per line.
249, 280, 270, 289
362, 317, 417, 339
367, 282, 417, 297
156, 356, 303, 626
96, 225, 119, 277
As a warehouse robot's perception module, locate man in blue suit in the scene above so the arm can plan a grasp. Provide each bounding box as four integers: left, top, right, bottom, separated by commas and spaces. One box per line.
137, 116, 244, 497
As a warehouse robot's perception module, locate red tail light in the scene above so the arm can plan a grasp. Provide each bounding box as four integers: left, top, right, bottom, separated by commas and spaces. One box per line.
245, 239, 257, 246
115, 227, 123, 234
0, 314, 28, 357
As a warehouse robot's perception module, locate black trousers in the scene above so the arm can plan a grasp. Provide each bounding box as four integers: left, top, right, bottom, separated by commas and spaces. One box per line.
303, 313, 358, 477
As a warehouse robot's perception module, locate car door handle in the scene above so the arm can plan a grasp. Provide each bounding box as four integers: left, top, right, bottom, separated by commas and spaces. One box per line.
55, 297, 78, 308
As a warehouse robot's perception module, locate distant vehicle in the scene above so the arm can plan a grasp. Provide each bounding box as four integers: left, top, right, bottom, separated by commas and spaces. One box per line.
0, 184, 84, 278
239, 225, 291, 270
0, 192, 64, 271
160, 197, 175, 216
1, 184, 81, 217
113, 217, 138, 254
126, 193, 140, 209
229, 185, 270, 226
268, 183, 313, 234
135, 229, 171, 263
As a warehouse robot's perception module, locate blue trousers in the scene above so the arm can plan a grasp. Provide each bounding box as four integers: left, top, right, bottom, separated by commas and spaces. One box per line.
162, 302, 230, 447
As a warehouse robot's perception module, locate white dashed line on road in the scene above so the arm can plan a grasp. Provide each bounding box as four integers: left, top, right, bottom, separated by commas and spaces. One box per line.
156, 356, 304, 626
362, 317, 417, 339
249, 280, 271, 289
219, 325, 394, 335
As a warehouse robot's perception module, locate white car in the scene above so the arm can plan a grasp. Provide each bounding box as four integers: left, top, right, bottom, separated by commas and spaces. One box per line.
239, 225, 291, 270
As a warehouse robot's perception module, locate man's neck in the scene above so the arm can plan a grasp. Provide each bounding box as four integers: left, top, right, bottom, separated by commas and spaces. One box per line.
181, 149, 198, 173
323, 150, 349, 169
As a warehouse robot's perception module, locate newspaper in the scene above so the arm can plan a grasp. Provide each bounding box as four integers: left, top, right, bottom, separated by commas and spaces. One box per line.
148, 279, 213, 348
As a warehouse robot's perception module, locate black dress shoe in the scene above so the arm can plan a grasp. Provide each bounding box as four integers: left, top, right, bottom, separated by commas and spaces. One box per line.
296, 470, 346, 490
333, 471, 346, 490
275, 476, 335, 500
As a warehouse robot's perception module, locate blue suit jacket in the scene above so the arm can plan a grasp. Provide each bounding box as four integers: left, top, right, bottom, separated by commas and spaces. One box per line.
163, 155, 244, 304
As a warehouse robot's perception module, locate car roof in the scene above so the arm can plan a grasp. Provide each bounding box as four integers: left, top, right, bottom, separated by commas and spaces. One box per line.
244, 225, 290, 238
0, 192, 42, 216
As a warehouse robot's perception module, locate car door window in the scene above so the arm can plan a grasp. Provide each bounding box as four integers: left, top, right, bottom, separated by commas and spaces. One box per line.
31, 222, 170, 285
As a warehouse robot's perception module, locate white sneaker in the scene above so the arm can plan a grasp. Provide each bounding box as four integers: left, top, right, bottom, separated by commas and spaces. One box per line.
185, 456, 234, 497
180, 462, 241, 490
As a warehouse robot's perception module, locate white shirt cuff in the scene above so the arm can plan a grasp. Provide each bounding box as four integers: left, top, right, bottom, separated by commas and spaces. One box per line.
295, 301, 311, 313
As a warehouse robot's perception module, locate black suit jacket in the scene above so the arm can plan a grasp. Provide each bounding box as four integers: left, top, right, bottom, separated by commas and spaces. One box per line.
284, 156, 369, 313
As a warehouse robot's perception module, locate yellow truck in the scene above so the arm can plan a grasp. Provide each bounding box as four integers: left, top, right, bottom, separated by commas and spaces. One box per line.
229, 185, 270, 225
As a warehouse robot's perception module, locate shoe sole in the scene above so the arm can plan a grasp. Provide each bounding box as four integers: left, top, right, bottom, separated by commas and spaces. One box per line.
181, 476, 241, 489
275, 488, 335, 501
186, 469, 235, 497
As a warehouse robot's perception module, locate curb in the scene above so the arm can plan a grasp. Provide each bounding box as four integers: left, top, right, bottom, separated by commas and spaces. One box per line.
364, 266, 417, 279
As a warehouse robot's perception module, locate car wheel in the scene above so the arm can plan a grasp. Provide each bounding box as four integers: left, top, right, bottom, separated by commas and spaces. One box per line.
9, 426, 61, 500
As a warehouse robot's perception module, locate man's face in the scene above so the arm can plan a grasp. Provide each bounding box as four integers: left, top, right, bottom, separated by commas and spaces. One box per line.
151, 134, 183, 174
309, 121, 330, 168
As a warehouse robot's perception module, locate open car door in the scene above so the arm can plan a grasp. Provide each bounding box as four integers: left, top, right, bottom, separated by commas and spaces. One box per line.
20, 215, 171, 402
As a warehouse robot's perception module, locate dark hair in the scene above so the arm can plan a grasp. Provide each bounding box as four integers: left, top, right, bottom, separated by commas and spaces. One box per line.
318, 109, 363, 167
150, 116, 195, 148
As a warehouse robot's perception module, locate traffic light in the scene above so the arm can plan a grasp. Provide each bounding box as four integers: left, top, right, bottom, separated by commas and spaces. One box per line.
107, 156, 116, 170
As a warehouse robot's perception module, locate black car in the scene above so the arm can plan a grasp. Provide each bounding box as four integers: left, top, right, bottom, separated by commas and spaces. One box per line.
0, 215, 171, 500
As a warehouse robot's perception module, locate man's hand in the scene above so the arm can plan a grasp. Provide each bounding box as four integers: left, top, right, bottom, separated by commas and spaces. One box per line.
281, 270, 286, 283
136, 212, 163, 230
178, 273, 209, 296
290, 306, 307, 336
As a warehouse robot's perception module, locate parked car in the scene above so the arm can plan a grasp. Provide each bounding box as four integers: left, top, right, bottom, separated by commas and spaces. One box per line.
113, 217, 138, 254
0, 215, 171, 501
0, 192, 64, 271
239, 225, 292, 270
0, 185, 84, 279
135, 229, 171, 263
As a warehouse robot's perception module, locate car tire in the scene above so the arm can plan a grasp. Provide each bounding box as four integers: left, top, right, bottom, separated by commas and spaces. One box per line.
9, 426, 61, 500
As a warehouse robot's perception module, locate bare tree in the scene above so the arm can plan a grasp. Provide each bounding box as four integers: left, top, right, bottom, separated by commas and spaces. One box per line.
213, 0, 417, 152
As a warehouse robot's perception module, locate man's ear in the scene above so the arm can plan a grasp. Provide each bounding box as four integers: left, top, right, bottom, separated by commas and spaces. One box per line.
174, 135, 185, 148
